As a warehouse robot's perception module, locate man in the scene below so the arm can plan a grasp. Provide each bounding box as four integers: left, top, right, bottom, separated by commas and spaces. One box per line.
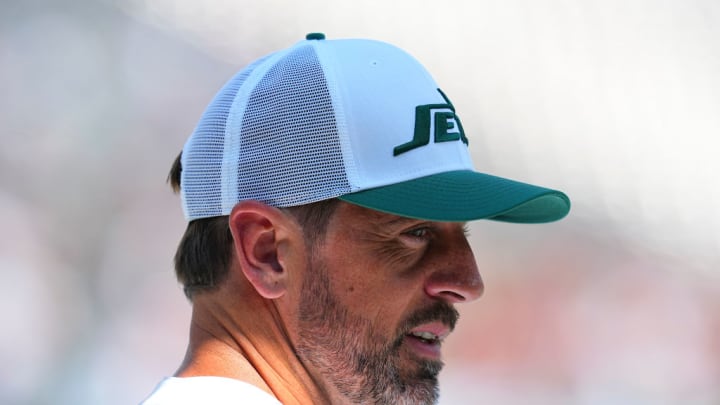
142, 33, 570, 405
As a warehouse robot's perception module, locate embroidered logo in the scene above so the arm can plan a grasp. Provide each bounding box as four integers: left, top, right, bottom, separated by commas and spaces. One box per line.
393, 89, 468, 156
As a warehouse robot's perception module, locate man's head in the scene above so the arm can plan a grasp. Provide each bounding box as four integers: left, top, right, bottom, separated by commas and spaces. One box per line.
169, 33, 570, 404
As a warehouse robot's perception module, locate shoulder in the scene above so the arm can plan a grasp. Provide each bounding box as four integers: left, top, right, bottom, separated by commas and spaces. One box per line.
140, 376, 282, 405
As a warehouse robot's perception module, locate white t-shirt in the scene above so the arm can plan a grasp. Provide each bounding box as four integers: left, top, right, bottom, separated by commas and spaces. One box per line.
140, 376, 282, 405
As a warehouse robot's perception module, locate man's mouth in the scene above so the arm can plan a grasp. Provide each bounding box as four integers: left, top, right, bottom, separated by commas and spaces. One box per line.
403, 322, 450, 359
397, 302, 458, 360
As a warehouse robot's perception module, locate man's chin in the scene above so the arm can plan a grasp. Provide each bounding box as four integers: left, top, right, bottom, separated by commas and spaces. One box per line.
393, 355, 442, 405
398, 339, 444, 382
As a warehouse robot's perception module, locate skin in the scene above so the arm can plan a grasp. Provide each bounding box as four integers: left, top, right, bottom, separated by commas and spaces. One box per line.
175, 200, 484, 404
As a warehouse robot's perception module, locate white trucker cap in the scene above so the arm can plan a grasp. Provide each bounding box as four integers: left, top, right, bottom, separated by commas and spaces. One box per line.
179, 33, 570, 223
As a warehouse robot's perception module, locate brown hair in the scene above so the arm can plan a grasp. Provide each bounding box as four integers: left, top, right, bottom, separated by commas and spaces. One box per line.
168, 153, 339, 300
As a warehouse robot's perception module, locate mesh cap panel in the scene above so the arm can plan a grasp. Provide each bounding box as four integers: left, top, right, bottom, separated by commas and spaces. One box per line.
181, 57, 270, 219
181, 44, 350, 219
230, 44, 350, 208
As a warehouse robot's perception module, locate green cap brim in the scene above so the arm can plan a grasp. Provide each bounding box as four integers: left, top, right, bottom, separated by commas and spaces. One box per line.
339, 170, 570, 223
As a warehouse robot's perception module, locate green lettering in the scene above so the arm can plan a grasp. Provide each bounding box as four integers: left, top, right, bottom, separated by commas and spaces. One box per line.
393, 105, 431, 156
393, 89, 468, 156
434, 111, 460, 143
438, 89, 468, 146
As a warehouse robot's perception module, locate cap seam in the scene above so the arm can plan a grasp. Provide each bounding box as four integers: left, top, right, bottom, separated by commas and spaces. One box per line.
220, 46, 300, 214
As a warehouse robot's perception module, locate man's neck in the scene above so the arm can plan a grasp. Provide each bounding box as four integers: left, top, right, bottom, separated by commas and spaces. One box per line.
174, 290, 338, 405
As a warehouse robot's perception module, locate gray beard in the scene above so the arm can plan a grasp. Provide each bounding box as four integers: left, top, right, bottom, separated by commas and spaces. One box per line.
296, 259, 458, 405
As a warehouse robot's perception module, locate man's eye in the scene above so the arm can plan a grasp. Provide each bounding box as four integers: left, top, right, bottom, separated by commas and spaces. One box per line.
405, 227, 430, 239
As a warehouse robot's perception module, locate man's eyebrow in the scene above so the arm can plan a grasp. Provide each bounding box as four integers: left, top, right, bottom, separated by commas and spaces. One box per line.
373, 215, 425, 229
373, 215, 469, 230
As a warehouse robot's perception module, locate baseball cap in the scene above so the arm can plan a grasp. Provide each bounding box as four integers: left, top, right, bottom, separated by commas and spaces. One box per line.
179, 33, 570, 223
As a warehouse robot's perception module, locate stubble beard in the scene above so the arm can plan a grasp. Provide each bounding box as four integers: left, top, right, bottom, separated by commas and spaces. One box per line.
296, 257, 458, 405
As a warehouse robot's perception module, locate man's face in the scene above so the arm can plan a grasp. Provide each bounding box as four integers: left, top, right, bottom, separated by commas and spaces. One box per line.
293, 202, 483, 404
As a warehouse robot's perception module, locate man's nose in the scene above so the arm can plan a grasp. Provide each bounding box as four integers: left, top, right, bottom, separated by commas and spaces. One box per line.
424, 232, 484, 303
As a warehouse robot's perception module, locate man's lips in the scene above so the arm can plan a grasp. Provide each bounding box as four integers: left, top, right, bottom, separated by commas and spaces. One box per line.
404, 321, 451, 359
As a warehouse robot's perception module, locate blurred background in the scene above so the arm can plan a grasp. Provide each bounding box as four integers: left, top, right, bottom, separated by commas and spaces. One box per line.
1, 0, 719, 404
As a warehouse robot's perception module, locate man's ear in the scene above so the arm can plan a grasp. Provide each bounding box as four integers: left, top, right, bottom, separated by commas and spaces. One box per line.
228, 201, 297, 299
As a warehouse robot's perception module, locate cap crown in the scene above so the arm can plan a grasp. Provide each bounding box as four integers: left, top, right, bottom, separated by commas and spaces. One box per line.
180, 37, 472, 220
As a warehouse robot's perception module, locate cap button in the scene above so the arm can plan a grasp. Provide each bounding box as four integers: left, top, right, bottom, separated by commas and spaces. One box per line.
305, 32, 325, 40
